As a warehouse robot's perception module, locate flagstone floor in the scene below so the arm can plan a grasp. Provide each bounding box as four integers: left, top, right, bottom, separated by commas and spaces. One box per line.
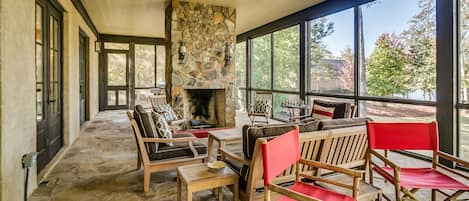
29, 110, 468, 201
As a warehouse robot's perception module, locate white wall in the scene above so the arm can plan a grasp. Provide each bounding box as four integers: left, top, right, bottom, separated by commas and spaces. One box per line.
0, 0, 99, 200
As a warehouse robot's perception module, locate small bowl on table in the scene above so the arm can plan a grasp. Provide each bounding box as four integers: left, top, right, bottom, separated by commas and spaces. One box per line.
207, 161, 226, 173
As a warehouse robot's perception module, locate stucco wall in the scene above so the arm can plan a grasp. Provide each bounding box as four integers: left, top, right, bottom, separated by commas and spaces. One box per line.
0, 0, 99, 200
58, 0, 99, 145
0, 0, 37, 200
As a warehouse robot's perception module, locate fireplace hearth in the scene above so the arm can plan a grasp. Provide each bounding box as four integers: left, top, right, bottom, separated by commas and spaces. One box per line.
184, 89, 226, 128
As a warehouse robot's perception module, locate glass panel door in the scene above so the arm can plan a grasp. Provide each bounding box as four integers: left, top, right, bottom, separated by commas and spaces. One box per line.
104, 50, 129, 109
36, 0, 63, 172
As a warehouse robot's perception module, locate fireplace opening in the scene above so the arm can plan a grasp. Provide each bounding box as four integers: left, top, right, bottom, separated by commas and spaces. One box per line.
184, 89, 226, 128
190, 92, 212, 119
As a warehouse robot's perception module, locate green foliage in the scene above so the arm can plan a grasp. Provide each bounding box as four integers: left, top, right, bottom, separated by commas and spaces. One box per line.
401, 0, 436, 100
366, 34, 407, 97
251, 35, 272, 89
309, 18, 339, 92
338, 47, 354, 91
274, 25, 300, 91
310, 18, 334, 64
365, 0, 436, 100
135, 44, 156, 88
235, 42, 246, 88
460, 0, 469, 102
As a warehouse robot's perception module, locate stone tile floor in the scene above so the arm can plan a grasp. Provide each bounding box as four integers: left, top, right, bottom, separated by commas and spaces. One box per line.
30, 110, 468, 201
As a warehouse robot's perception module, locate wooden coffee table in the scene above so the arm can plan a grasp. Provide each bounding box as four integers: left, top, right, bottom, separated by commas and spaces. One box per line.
207, 127, 243, 161
177, 163, 239, 201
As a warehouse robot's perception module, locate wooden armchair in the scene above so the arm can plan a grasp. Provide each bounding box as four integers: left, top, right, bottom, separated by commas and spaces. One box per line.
127, 111, 206, 192
261, 129, 362, 201
366, 121, 469, 201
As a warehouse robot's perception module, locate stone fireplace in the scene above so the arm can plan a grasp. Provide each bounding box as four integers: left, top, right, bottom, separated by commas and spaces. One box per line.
165, 0, 236, 127
184, 89, 226, 127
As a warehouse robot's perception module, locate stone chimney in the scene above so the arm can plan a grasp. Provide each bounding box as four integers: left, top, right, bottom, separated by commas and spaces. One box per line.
165, 0, 236, 127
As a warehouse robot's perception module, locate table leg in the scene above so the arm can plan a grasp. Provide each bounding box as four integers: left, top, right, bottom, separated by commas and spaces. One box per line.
220, 141, 226, 151
177, 172, 181, 201
218, 187, 223, 201
187, 186, 192, 201
208, 136, 214, 161
234, 179, 239, 201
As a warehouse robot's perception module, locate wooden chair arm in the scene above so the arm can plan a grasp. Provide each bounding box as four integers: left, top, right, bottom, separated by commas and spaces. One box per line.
437, 151, 469, 168
290, 114, 310, 121
143, 137, 200, 157
187, 141, 199, 157
268, 183, 320, 201
299, 159, 362, 177
368, 149, 400, 170
142, 137, 197, 143
219, 148, 251, 166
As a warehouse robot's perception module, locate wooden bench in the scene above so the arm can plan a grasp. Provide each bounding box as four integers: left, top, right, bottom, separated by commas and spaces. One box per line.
220, 125, 381, 201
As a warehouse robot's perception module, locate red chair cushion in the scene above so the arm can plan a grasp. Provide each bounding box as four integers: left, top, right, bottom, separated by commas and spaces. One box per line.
377, 167, 469, 190
278, 182, 355, 201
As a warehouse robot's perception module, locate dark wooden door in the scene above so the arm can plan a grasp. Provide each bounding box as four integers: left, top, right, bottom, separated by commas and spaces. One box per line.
79, 31, 88, 126
103, 50, 130, 110
36, 0, 63, 172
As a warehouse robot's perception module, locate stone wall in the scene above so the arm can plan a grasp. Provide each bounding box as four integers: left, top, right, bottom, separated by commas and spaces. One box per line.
165, 0, 236, 126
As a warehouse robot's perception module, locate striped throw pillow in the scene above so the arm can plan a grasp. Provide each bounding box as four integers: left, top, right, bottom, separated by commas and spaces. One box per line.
312, 104, 335, 119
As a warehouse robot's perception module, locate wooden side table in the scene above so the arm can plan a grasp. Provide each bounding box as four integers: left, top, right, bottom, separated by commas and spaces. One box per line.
207, 127, 243, 161
177, 163, 239, 201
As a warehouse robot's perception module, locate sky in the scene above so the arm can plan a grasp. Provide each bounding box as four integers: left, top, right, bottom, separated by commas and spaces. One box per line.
320, 0, 422, 57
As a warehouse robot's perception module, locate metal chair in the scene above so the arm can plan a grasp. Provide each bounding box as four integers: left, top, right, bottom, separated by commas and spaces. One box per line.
247, 91, 272, 125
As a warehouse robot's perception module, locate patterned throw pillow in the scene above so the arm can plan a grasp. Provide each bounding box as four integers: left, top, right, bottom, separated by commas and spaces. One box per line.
311, 104, 335, 120
151, 111, 174, 146
154, 104, 178, 122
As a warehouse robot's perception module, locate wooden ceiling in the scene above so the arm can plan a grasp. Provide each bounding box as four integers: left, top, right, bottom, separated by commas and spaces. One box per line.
81, 0, 324, 38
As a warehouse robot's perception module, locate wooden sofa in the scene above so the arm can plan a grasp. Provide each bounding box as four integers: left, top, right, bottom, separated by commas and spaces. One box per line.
219, 118, 379, 201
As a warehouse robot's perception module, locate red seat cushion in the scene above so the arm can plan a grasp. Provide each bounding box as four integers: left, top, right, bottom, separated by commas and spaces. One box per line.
377, 167, 469, 190
278, 182, 355, 201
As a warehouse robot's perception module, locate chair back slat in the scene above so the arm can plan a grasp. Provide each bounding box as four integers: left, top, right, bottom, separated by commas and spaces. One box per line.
315, 126, 368, 175
149, 95, 167, 109
366, 121, 439, 151
261, 128, 300, 185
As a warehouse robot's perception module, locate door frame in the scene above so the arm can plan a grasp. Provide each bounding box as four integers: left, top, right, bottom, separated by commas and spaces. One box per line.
102, 49, 130, 110
79, 28, 89, 125
36, 0, 64, 173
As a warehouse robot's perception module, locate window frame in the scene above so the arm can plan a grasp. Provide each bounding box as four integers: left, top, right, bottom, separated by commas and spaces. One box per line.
98, 35, 165, 110
238, 0, 457, 163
